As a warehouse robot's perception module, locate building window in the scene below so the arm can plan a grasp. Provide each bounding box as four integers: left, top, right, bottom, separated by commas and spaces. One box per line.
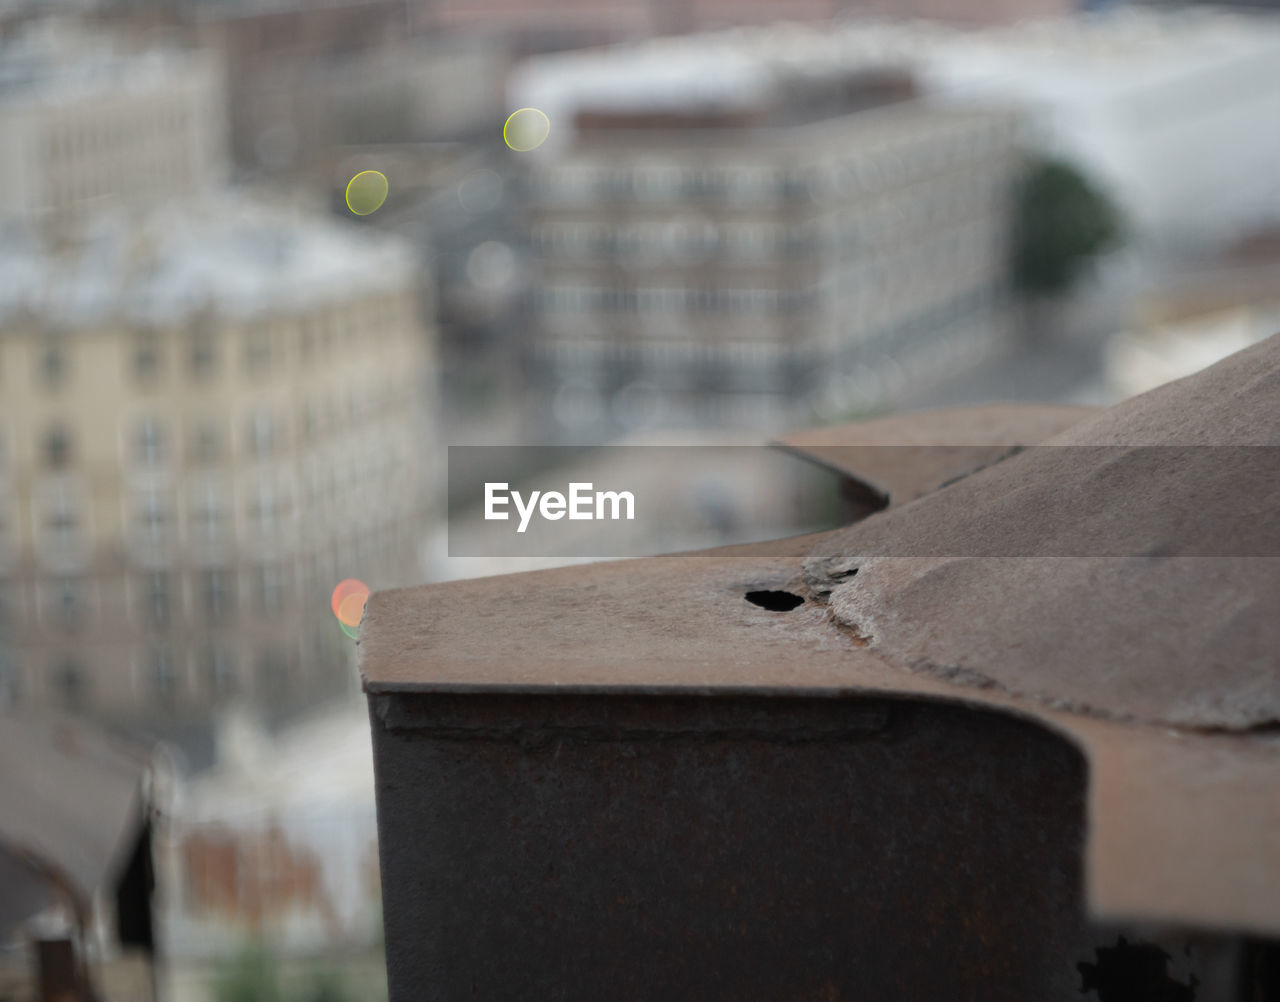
133, 331, 161, 383
302, 401, 319, 440
48, 576, 87, 633
190, 481, 227, 547
245, 327, 271, 373
53, 659, 87, 710
248, 481, 280, 534
299, 320, 317, 364
631, 163, 683, 201
252, 564, 288, 615
0, 498, 11, 564
191, 421, 221, 465
147, 648, 178, 706
135, 489, 170, 546
189, 322, 216, 379
44, 495, 80, 551
141, 571, 171, 628
202, 644, 236, 697
43, 425, 72, 469
0, 652, 17, 708
40, 340, 68, 389
200, 568, 234, 624
246, 411, 274, 458
135, 417, 166, 465
256, 646, 291, 697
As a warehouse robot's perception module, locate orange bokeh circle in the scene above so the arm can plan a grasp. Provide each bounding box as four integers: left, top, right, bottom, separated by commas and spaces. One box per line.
331, 578, 369, 618
337, 591, 368, 629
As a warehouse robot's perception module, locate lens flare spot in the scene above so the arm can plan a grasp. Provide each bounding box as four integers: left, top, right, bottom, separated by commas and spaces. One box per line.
340, 619, 360, 640
331, 578, 369, 618
503, 108, 551, 152
337, 591, 367, 629
345, 170, 389, 215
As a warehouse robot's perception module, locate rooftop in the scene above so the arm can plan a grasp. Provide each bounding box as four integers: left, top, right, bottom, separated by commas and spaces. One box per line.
0, 193, 418, 328
0, 710, 152, 928
0, 21, 206, 107
510, 8, 1280, 145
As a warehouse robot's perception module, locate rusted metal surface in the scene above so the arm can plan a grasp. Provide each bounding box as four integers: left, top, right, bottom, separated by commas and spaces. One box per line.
361, 334, 1280, 995
809, 335, 1280, 729
1069, 715, 1280, 934
774, 403, 1093, 506
361, 537, 1280, 937
368, 692, 1251, 1000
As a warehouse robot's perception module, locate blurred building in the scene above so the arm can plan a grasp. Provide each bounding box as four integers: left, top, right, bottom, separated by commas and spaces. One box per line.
540, 10, 1280, 253
157, 700, 383, 993
175, 0, 408, 174
1105, 230, 1280, 397
917, 8, 1280, 251
389, 153, 531, 437
0, 711, 158, 1002
0, 195, 434, 725
315, 34, 505, 149
518, 61, 1022, 436
0, 21, 228, 231
0, 0, 112, 31
96, 0, 505, 175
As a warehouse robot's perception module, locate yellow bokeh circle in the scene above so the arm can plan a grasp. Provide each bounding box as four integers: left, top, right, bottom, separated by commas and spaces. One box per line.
503, 108, 551, 153
345, 170, 389, 215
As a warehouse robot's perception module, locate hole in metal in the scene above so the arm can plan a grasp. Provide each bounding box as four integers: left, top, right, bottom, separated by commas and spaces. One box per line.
745, 590, 804, 612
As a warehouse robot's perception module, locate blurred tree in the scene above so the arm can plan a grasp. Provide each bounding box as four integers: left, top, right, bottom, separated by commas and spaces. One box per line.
214, 951, 377, 1002
298, 971, 353, 1002
1011, 158, 1123, 297
213, 948, 283, 1002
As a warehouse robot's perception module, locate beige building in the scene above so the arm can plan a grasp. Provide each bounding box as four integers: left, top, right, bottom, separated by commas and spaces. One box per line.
0, 196, 434, 723
1106, 247, 1280, 400
0, 21, 228, 230
520, 64, 1022, 435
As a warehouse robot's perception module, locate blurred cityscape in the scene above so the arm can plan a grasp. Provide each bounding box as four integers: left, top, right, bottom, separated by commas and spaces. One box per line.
2, 0, 1280, 998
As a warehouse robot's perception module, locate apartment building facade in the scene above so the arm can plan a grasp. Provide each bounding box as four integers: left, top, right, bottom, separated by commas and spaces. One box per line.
0, 22, 228, 229
0, 199, 434, 723
523, 85, 1022, 435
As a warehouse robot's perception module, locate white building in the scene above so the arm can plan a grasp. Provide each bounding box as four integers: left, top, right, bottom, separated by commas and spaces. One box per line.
1106, 250, 1280, 399
512, 52, 1022, 434
516, 9, 1280, 252
918, 10, 1280, 250
0, 22, 229, 229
